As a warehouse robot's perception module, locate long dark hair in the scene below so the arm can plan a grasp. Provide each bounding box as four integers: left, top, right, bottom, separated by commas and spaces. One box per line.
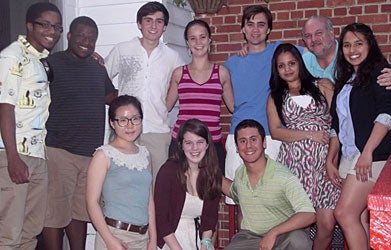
269, 43, 324, 125
174, 119, 221, 200
334, 23, 388, 92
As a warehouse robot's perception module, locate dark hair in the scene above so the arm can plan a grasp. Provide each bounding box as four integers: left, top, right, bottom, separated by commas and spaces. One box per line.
335, 23, 388, 92
184, 19, 211, 41
69, 16, 98, 36
108, 95, 143, 122
26, 2, 62, 24
269, 43, 325, 125
241, 5, 272, 41
137, 1, 169, 26
234, 119, 266, 144
175, 119, 221, 200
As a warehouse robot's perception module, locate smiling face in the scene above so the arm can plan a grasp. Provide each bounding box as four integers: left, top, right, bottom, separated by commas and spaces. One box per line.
236, 127, 266, 166
276, 51, 300, 85
110, 104, 142, 143
138, 11, 166, 43
342, 31, 369, 72
242, 12, 270, 48
67, 23, 97, 59
26, 10, 62, 52
302, 18, 334, 56
182, 131, 208, 169
186, 24, 211, 56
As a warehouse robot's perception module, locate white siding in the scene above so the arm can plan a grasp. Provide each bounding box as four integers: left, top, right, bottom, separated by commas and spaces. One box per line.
58, 1, 192, 249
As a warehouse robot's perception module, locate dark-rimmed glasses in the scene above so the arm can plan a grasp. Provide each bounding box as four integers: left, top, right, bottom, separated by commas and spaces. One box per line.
113, 116, 142, 127
34, 21, 63, 33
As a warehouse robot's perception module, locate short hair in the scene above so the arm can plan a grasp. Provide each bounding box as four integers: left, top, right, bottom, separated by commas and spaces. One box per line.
137, 1, 169, 26
184, 19, 211, 41
26, 2, 62, 24
108, 95, 143, 122
302, 15, 333, 38
69, 16, 98, 36
234, 119, 266, 145
241, 5, 272, 31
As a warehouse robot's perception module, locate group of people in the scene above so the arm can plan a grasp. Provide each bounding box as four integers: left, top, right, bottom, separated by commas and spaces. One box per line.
0, 2, 390, 250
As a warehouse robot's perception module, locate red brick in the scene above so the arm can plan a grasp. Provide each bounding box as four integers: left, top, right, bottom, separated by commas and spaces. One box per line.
358, 14, 388, 25
373, 24, 391, 33
269, 2, 296, 11
381, 4, 391, 12
224, 15, 237, 24
213, 34, 229, 43
333, 7, 347, 16
298, 1, 324, 9
276, 11, 290, 21
326, 0, 355, 6
304, 9, 318, 18
211, 16, 224, 25
349, 6, 362, 15
365, 5, 379, 13
291, 10, 304, 19
319, 9, 333, 17
273, 20, 298, 29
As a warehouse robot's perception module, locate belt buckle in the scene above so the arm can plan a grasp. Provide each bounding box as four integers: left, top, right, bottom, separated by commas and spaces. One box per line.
139, 225, 148, 234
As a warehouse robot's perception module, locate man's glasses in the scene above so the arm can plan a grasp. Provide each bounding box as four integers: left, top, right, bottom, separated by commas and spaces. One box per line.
113, 116, 142, 127
34, 21, 63, 33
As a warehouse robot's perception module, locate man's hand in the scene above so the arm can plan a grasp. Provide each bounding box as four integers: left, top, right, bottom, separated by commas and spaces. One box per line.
91, 52, 105, 66
8, 156, 29, 184
259, 230, 277, 250
377, 68, 391, 90
237, 43, 249, 57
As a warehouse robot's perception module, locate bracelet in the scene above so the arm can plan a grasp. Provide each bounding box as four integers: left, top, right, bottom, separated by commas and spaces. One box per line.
309, 131, 313, 141
200, 238, 212, 249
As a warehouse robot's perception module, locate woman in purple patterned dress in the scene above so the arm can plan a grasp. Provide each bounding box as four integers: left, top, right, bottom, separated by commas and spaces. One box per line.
267, 43, 339, 250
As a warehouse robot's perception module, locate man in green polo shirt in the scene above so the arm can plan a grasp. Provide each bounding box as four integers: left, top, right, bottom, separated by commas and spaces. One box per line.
222, 119, 316, 250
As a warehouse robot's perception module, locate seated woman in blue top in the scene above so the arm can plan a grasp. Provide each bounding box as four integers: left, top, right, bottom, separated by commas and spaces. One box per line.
155, 119, 221, 250
326, 23, 391, 250
86, 95, 157, 250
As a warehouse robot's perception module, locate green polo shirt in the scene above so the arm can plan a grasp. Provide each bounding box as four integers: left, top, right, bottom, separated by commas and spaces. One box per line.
230, 156, 315, 235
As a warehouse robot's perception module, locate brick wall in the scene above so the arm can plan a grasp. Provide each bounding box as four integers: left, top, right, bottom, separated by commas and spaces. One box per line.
192, 0, 391, 248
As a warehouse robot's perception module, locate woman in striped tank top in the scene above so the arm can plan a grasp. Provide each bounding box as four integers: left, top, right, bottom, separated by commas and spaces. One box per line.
166, 19, 234, 174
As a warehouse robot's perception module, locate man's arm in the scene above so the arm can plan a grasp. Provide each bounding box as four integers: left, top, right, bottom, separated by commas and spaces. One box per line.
221, 176, 233, 197
104, 89, 118, 105
0, 103, 29, 184
377, 68, 391, 90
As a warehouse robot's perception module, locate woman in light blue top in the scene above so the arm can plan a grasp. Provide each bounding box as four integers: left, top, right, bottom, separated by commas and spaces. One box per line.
86, 95, 157, 250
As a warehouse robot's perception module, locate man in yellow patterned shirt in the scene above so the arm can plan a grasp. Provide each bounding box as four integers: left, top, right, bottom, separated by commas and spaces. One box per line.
0, 3, 62, 249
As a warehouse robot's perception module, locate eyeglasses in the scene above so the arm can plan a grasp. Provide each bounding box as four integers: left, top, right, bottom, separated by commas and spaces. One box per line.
113, 116, 142, 127
34, 21, 63, 33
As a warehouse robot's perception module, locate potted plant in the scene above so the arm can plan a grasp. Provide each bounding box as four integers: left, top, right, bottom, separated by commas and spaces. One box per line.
173, 0, 227, 14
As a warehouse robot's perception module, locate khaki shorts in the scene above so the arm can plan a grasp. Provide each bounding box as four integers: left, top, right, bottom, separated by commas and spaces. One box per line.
339, 153, 386, 183
44, 147, 91, 228
224, 134, 281, 204
0, 151, 47, 249
95, 225, 149, 250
